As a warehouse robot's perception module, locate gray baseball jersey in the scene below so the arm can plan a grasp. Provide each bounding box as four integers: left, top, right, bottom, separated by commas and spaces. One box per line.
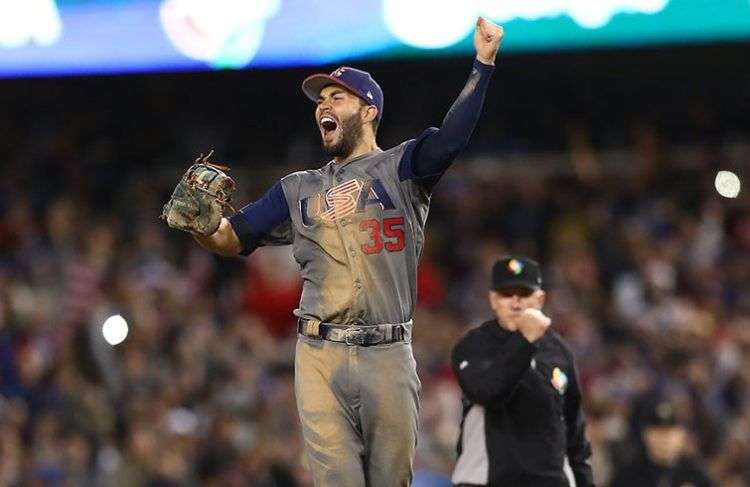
229, 140, 431, 326
230, 59, 495, 328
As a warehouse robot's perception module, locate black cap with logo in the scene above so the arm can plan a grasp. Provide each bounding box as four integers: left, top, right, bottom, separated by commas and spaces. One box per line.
643, 399, 680, 427
491, 256, 543, 290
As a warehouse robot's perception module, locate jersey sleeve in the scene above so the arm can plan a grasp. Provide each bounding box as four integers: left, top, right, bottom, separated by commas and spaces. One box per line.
398, 59, 494, 187
398, 127, 440, 188
228, 180, 293, 255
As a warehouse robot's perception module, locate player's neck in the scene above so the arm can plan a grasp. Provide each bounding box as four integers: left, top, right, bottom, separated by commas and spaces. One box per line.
334, 137, 379, 164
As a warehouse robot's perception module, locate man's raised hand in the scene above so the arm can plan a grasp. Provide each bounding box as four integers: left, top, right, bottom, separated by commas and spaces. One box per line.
474, 17, 504, 66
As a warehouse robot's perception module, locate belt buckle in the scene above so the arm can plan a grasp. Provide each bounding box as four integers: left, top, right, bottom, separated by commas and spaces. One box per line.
344, 327, 367, 346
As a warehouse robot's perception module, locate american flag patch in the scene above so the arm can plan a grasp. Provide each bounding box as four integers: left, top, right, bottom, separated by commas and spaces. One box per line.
320, 179, 363, 222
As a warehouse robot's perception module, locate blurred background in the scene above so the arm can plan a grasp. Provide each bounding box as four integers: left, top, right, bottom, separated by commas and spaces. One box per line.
1, 1, 750, 486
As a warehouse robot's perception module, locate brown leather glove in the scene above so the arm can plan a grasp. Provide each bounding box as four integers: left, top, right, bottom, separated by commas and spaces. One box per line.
161, 151, 235, 236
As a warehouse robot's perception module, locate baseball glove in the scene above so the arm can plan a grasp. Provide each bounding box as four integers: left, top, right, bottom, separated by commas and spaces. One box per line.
161, 151, 236, 236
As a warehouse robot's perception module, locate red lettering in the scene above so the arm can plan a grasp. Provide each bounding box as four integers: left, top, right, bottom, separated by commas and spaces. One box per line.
359, 219, 382, 254
383, 217, 405, 252
359, 217, 405, 254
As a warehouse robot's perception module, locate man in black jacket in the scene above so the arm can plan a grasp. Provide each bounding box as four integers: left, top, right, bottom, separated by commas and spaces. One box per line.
610, 395, 712, 487
451, 256, 594, 487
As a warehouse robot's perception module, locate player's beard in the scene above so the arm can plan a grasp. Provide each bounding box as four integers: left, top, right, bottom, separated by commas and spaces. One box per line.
322, 112, 363, 159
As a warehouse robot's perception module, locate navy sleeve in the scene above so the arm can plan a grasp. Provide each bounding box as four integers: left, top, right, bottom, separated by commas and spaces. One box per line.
228, 181, 291, 255
399, 59, 494, 182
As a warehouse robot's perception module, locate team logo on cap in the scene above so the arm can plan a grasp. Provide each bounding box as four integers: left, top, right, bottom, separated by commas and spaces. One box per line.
331, 67, 347, 77
551, 367, 568, 395
507, 259, 524, 275
656, 402, 675, 421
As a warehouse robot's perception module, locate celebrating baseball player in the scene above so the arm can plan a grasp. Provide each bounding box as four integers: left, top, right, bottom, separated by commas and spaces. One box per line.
162, 17, 503, 487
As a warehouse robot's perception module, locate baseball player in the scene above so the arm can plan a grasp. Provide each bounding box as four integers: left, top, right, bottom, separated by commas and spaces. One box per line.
164, 17, 503, 487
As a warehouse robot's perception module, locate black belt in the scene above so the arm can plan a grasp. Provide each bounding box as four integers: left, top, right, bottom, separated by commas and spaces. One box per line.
297, 318, 409, 346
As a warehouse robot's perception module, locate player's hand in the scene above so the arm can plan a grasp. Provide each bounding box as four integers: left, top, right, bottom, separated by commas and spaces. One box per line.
474, 17, 504, 66
516, 308, 551, 343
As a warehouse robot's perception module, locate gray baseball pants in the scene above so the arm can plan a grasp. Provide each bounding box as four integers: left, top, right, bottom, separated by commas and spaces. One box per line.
294, 324, 420, 487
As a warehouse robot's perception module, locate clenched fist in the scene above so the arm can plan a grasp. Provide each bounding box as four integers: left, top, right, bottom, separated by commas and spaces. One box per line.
474, 17, 504, 66
517, 308, 551, 343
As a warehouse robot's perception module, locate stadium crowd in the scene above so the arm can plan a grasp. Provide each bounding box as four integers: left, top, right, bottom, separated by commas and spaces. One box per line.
1, 63, 749, 486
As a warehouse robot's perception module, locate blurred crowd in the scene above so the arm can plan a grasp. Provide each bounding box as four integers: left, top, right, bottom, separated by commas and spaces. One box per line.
1, 66, 750, 487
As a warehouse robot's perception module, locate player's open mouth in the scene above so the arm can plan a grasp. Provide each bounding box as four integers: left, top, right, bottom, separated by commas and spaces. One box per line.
320, 116, 338, 139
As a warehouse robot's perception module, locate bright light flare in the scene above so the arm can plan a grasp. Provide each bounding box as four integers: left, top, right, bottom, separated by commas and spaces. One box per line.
102, 314, 129, 345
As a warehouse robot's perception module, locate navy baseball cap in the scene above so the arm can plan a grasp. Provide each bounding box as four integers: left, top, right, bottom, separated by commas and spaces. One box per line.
302, 66, 384, 121
492, 256, 543, 290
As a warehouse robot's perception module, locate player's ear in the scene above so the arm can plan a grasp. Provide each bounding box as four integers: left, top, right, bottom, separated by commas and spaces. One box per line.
362, 105, 378, 124
488, 290, 498, 310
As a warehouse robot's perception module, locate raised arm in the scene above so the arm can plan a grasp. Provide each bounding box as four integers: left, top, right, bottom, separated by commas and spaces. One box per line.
452, 310, 550, 407
399, 17, 503, 182
452, 331, 536, 407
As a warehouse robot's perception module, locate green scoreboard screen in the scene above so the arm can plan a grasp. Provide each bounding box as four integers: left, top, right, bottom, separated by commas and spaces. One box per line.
1, 0, 749, 77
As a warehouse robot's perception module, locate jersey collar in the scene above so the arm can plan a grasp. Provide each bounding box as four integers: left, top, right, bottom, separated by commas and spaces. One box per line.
327, 148, 383, 173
